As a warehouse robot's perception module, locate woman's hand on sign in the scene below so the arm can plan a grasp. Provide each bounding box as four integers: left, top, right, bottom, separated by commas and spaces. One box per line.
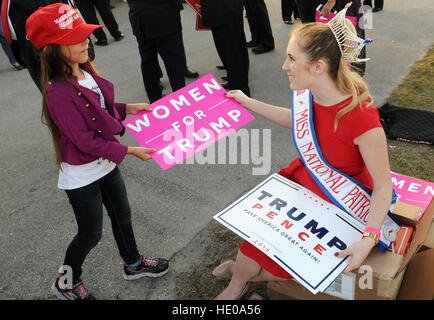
126, 103, 152, 115
226, 90, 292, 129
127, 146, 155, 161
335, 237, 376, 273
225, 90, 252, 108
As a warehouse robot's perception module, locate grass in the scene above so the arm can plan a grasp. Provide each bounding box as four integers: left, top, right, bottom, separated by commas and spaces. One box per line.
175, 222, 269, 300
386, 45, 434, 182
175, 46, 434, 300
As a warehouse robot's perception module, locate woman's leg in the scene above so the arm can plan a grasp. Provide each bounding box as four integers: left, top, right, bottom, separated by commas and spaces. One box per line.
216, 251, 288, 300
249, 267, 288, 282
215, 250, 260, 300
215, 250, 288, 299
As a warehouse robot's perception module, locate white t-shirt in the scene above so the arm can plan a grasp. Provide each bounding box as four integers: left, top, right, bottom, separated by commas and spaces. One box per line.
78, 68, 107, 111
57, 69, 116, 190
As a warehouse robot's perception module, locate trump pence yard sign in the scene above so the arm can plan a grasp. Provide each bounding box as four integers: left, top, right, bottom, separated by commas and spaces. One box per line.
214, 173, 366, 294
122, 74, 254, 170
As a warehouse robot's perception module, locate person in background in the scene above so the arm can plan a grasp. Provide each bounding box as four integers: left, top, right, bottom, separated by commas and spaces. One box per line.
295, 0, 316, 23
244, 0, 275, 54
1, 0, 60, 89
202, 0, 250, 96
281, 0, 300, 25
74, 0, 124, 46
1, 0, 94, 90
363, 0, 383, 12
126, 0, 187, 103
107, 0, 114, 10
0, 3, 22, 70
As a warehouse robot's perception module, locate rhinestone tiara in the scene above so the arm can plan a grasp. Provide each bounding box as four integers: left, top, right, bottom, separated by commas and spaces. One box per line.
327, 2, 373, 63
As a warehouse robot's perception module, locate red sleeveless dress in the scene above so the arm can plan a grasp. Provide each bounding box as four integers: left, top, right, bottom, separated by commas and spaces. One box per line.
240, 97, 383, 279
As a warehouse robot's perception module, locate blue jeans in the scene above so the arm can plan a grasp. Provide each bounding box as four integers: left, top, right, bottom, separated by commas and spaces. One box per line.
63, 166, 140, 282
0, 17, 17, 65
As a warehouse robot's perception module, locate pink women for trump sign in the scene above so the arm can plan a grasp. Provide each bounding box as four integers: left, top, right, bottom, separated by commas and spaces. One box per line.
390, 172, 434, 220
122, 74, 255, 170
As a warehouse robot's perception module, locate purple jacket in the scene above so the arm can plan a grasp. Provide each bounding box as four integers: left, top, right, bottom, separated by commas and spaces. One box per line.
45, 65, 128, 165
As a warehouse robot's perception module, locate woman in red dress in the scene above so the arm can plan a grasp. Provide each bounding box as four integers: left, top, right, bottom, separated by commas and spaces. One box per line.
213, 21, 394, 299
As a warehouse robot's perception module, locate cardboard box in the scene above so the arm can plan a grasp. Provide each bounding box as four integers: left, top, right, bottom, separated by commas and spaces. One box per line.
267, 267, 407, 300
266, 198, 434, 300
423, 220, 434, 248
397, 248, 434, 300
377, 200, 433, 279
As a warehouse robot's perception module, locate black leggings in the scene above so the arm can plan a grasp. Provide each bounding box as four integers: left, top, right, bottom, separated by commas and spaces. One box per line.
63, 166, 140, 282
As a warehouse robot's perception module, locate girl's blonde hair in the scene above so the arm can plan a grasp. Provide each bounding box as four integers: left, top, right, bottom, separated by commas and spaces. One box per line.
291, 22, 373, 130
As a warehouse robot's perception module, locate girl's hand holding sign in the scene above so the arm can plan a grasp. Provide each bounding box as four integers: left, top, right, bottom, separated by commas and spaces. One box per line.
127, 146, 156, 161
126, 102, 152, 115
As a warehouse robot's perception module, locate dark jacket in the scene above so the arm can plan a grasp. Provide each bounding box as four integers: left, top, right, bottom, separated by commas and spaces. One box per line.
127, 0, 183, 39
45, 64, 128, 166
201, 0, 244, 27
4, 0, 59, 61
1, 0, 73, 89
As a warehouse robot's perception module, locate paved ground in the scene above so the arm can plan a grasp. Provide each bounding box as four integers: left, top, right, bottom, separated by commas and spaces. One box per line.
0, 0, 432, 300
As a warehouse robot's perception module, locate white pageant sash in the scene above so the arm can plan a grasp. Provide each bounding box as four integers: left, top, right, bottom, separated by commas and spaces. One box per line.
291, 90, 401, 251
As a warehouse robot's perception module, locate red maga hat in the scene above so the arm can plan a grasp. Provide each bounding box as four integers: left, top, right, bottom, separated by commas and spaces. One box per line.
26, 3, 103, 50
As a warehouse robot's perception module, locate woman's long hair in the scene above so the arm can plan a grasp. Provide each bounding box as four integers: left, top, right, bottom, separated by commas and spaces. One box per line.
40, 44, 99, 167
291, 22, 373, 131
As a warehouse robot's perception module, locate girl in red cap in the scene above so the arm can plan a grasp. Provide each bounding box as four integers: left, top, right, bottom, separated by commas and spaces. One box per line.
26, 3, 169, 300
